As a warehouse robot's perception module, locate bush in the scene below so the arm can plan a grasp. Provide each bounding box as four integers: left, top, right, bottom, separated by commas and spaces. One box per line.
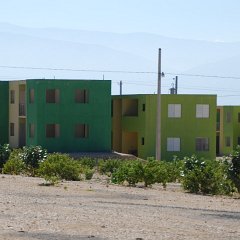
78, 157, 97, 169
84, 167, 95, 180
182, 156, 234, 195
2, 149, 26, 175
20, 146, 47, 171
0, 144, 11, 168
112, 160, 143, 186
142, 160, 158, 187
229, 146, 240, 193
38, 153, 82, 184
98, 159, 122, 175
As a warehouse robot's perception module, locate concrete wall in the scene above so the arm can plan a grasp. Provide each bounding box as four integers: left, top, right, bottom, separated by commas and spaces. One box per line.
112, 94, 217, 160
0, 81, 9, 144
26, 79, 112, 152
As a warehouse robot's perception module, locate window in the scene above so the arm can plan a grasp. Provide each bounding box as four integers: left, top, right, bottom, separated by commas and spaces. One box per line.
142, 104, 145, 112
141, 137, 145, 145
10, 90, 15, 104
46, 124, 60, 138
46, 89, 60, 103
29, 124, 35, 138
111, 100, 113, 117
168, 104, 181, 118
167, 138, 180, 151
10, 123, 14, 136
226, 112, 231, 123
75, 89, 89, 103
238, 137, 240, 145
75, 124, 89, 138
122, 99, 138, 116
225, 137, 231, 147
196, 104, 209, 118
29, 89, 34, 103
196, 138, 209, 151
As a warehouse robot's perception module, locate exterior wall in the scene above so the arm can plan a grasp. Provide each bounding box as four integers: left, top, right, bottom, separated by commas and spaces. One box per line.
9, 81, 20, 148
161, 95, 216, 160
217, 106, 240, 155
112, 94, 217, 160
26, 79, 111, 152
0, 81, 9, 144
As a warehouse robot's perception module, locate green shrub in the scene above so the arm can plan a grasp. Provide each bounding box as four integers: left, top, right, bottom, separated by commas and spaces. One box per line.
20, 145, 47, 171
98, 159, 122, 175
38, 153, 82, 183
154, 162, 169, 188
78, 157, 97, 169
165, 158, 184, 183
182, 156, 234, 195
84, 167, 95, 180
112, 160, 143, 186
142, 160, 158, 187
2, 149, 26, 175
229, 146, 240, 193
0, 144, 11, 168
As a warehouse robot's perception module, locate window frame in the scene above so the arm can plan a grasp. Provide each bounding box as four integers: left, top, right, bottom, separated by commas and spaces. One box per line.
167, 137, 180, 152
168, 104, 181, 118
10, 123, 14, 136
196, 137, 209, 151
10, 90, 15, 104
46, 124, 60, 138
196, 104, 209, 118
75, 124, 89, 138
46, 89, 60, 103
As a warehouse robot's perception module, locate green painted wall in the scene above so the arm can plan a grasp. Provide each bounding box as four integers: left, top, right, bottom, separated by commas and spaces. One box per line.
112, 94, 216, 160
0, 81, 9, 144
161, 95, 216, 160
26, 79, 111, 152
219, 106, 240, 155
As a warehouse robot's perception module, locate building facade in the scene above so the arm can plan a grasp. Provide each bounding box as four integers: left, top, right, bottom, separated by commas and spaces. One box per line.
0, 81, 9, 145
1, 79, 112, 152
217, 106, 240, 156
112, 94, 217, 160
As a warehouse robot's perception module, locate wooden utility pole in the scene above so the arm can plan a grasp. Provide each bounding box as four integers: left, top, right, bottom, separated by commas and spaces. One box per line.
120, 80, 122, 95
156, 48, 161, 160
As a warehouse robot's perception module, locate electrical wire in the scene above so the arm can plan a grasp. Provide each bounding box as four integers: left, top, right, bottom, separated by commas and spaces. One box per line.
1, 64, 240, 80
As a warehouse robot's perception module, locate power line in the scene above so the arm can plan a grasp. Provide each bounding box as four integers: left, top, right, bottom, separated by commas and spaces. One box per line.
1, 65, 240, 80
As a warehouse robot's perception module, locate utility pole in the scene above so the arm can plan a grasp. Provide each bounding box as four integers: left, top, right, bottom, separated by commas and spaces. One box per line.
120, 80, 122, 95
175, 76, 178, 94
156, 48, 161, 160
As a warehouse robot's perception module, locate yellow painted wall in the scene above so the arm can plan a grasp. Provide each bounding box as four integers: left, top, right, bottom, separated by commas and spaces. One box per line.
112, 99, 122, 151
9, 80, 26, 148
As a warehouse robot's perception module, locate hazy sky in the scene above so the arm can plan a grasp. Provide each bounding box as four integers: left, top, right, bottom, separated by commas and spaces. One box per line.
1, 0, 240, 42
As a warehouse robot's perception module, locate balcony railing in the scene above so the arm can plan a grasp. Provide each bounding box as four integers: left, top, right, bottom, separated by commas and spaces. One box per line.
19, 103, 26, 116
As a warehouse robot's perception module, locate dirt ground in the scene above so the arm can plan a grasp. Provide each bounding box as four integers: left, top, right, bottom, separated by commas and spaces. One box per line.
0, 174, 240, 240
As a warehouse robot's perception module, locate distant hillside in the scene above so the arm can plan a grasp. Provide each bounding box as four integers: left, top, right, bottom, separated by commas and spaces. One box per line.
1, 23, 240, 104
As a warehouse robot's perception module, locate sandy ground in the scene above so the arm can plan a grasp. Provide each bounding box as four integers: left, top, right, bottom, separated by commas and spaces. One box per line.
0, 174, 240, 240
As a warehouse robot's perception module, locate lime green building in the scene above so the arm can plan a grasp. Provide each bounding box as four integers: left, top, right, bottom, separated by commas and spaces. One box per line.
0, 79, 111, 152
216, 106, 240, 156
112, 94, 217, 160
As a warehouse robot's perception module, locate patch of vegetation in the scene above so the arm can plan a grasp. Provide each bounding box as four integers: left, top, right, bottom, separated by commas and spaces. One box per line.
229, 146, 240, 193
2, 149, 26, 175
20, 146, 47, 176
0, 144, 11, 168
182, 155, 235, 195
38, 153, 83, 185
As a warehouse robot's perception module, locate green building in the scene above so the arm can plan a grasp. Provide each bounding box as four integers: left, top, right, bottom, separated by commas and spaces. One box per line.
0, 81, 9, 144
216, 106, 240, 156
112, 94, 217, 160
0, 79, 111, 152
